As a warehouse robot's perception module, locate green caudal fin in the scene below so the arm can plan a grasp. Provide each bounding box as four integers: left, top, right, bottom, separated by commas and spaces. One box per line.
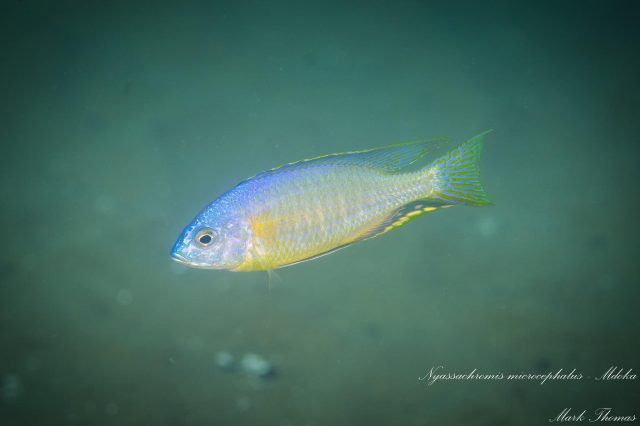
427, 130, 492, 206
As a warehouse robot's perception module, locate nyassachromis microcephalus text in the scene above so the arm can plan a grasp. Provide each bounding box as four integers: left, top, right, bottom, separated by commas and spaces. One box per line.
171, 131, 491, 271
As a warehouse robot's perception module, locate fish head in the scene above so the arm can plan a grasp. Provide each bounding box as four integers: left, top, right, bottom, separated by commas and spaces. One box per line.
170, 205, 250, 270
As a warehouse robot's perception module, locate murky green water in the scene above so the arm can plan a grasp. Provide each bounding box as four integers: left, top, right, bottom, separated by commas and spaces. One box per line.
2, 1, 639, 425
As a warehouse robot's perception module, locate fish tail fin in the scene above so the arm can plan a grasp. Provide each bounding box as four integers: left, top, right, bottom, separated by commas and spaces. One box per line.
425, 130, 492, 206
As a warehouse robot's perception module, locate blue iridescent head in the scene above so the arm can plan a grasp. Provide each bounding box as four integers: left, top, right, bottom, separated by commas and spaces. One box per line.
170, 196, 251, 270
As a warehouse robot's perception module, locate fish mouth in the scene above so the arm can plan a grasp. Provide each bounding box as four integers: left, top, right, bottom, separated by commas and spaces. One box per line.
170, 251, 218, 269
170, 251, 190, 264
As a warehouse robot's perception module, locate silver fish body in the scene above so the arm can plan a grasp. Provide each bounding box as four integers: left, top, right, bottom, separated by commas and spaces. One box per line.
171, 131, 491, 271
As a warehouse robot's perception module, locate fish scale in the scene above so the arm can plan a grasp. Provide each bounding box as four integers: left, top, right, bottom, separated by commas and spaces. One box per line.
237, 164, 429, 270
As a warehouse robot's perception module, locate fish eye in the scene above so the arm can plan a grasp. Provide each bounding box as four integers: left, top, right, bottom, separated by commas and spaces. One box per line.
195, 228, 217, 247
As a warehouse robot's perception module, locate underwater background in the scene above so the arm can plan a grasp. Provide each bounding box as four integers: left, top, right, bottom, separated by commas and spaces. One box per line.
1, 0, 639, 425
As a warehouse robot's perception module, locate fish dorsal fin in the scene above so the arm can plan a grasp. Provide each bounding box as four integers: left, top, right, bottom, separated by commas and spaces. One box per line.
251, 137, 451, 179
357, 200, 452, 241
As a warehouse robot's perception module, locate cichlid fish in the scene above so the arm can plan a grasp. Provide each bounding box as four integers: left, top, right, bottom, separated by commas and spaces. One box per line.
171, 131, 492, 271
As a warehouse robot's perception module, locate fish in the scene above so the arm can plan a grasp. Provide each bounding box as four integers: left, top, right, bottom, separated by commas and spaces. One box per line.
171, 131, 492, 272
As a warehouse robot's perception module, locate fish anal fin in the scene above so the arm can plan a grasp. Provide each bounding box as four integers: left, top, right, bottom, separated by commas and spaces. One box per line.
358, 200, 450, 241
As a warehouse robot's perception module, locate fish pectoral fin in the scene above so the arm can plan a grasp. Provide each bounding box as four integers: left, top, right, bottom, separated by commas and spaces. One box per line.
357, 200, 450, 241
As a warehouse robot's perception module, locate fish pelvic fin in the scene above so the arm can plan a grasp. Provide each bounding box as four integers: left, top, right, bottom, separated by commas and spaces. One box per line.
266, 269, 282, 291
426, 130, 492, 206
